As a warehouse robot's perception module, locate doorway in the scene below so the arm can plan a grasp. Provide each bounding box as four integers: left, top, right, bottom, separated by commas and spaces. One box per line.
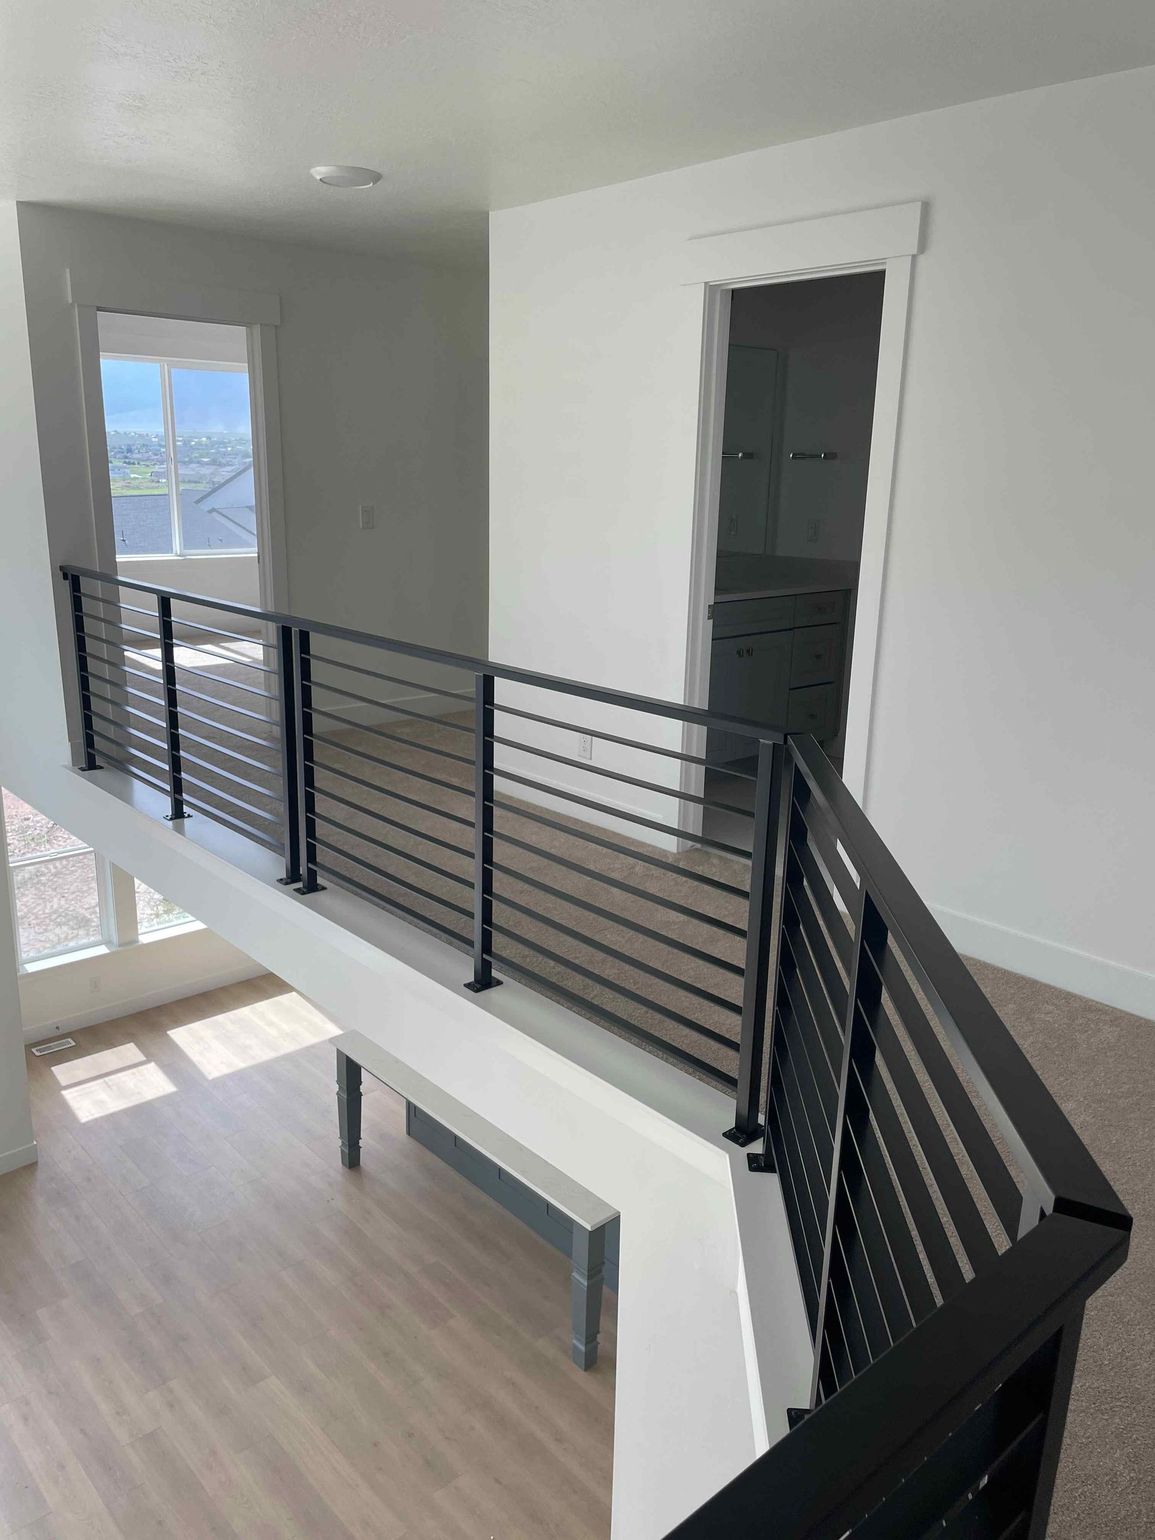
701, 271, 886, 849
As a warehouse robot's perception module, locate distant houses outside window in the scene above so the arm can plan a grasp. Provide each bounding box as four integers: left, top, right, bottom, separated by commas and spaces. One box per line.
2, 790, 192, 965
100, 356, 257, 557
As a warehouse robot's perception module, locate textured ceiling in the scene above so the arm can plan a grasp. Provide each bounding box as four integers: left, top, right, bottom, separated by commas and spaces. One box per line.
2, 0, 1153, 260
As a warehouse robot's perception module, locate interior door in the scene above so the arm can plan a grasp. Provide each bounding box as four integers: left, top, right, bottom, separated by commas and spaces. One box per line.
717, 345, 779, 555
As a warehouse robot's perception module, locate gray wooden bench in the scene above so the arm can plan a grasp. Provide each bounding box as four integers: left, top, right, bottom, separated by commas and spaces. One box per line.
333, 1031, 619, 1370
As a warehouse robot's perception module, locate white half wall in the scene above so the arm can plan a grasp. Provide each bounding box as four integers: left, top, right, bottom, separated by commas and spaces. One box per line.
489, 67, 1155, 1021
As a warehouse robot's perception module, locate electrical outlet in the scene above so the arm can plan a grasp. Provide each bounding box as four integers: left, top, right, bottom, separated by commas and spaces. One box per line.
806, 518, 821, 544
577, 733, 594, 761
358, 503, 376, 530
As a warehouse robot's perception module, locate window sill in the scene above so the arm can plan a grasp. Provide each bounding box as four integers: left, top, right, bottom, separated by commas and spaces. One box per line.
20, 918, 205, 975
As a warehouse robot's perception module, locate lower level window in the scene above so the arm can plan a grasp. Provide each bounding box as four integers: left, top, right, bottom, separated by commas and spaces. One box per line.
3, 790, 192, 965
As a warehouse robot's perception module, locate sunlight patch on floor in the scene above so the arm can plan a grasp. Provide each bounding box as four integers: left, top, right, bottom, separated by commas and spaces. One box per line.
51, 1040, 146, 1087
61, 1061, 176, 1121
167, 1001, 338, 1077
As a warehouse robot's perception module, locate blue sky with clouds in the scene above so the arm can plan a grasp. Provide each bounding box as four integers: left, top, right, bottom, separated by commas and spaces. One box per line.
100, 360, 251, 433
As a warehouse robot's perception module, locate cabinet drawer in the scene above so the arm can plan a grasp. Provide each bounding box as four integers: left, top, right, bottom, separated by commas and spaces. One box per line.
787, 684, 837, 739
790, 624, 840, 687
711, 595, 795, 638
794, 590, 847, 628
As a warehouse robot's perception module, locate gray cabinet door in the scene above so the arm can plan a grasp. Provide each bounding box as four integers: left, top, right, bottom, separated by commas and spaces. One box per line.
717, 345, 780, 555
708, 629, 792, 761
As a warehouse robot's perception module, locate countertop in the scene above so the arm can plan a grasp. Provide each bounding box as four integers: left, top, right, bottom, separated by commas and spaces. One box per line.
713, 554, 859, 602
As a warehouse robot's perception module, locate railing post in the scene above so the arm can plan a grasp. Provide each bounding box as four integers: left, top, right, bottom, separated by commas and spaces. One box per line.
465, 670, 501, 993
808, 885, 888, 1407
156, 594, 188, 820
293, 628, 325, 894
275, 624, 302, 886
1022, 1306, 1086, 1540
66, 573, 100, 771
726, 736, 789, 1148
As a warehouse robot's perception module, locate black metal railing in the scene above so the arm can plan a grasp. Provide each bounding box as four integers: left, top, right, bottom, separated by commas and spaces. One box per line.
60, 563, 785, 1140
59, 565, 1131, 1537
668, 732, 1131, 1539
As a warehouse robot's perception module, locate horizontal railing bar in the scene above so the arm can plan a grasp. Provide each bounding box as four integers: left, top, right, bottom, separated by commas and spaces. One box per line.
313, 758, 474, 829
780, 948, 841, 1093
308, 677, 475, 734
87, 686, 166, 736
785, 882, 850, 1026
314, 811, 471, 889
832, 1143, 918, 1347
313, 837, 474, 919
768, 1062, 828, 1297
77, 576, 277, 648
829, 1222, 886, 1376
493, 764, 750, 857
177, 748, 283, 805
493, 797, 749, 899
78, 608, 159, 644
312, 860, 471, 950
63, 564, 787, 743
490, 920, 740, 1051
774, 1032, 832, 1204
789, 831, 853, 971
836, 1114, 936, 1331
867, 940, 1022, 1239
309, 706, 474, 766
89, 706, 166, 757
492, 734, 754, 817
493, 888, 743, 1016
169, 658, 276, 701
85, 644, 277, 725
91, 725, 168, 776
310, 732, 472, 800
181, 794, 284, 854
859, 995, 1002, 1270
775, 1002, 836, 1160
491, 858, 744, 977
796, 791, 860, 911
87, 747, 170, 798
847, 1048, 966, 1299
178, 769, 281, 825
77, 589, 158, 623
493, 825, 747, 939
87, 667, 280, 754
310, 650, 472, 703
494, 699, 759, 780
489, 947, 738, 1089
312, 786, 471, 860
788, 734, 1129, 1230
782, 923, 845, 1076
767, 1096, 823, 1331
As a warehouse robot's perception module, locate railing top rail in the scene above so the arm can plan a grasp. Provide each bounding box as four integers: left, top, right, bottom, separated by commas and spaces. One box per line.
788, 733, 1131, 1231
61, 564, 786, 745
668, 1211, 1129, 1538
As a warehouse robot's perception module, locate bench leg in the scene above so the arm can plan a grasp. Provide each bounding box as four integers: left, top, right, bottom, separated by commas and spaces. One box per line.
336, 1049, 362, 1169
570, 1222, 606, 1370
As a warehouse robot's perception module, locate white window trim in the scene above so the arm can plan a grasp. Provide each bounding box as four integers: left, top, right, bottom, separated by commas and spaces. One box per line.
100, 351, 254, 560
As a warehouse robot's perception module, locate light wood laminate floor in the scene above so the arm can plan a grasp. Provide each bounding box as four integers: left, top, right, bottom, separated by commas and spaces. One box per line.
0, 976, 615, 1539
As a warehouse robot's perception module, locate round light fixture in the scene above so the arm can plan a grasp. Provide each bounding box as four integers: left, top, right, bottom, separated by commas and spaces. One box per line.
309, 165, 382, 189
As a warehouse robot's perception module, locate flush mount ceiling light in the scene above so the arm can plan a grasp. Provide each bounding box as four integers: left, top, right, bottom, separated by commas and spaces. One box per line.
309, 165, 382, 189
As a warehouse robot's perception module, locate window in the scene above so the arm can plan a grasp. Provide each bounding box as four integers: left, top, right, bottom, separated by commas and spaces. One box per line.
101, 355, 257, 557
3, 790, 192, 966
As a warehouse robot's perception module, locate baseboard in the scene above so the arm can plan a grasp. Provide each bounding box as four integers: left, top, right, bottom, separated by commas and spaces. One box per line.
932, 903, 1154, 1023
22, 962, 268, 1043
0, 1142, 38, 1176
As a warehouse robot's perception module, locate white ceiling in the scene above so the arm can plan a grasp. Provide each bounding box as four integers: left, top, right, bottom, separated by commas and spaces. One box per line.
2, 0, 1153, 262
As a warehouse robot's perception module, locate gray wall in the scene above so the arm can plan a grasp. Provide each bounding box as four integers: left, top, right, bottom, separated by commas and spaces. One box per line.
17, 203, 488, 658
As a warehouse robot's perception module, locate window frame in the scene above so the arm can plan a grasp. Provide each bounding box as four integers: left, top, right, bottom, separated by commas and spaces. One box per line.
100, 352, 253, 560
2, 794, 191, 970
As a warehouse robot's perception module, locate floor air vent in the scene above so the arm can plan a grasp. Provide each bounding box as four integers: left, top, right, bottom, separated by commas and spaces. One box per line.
31, 1037, 77, 1056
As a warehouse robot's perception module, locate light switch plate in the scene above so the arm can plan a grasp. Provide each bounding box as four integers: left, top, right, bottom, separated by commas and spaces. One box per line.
359, 503, 376, 530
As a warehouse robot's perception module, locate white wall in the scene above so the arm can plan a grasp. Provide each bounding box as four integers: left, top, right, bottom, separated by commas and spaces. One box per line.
490, 66, 1155, 1020
19, 924, 264, 1042
729, 273, 883, 562
17, 203, 489, 661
